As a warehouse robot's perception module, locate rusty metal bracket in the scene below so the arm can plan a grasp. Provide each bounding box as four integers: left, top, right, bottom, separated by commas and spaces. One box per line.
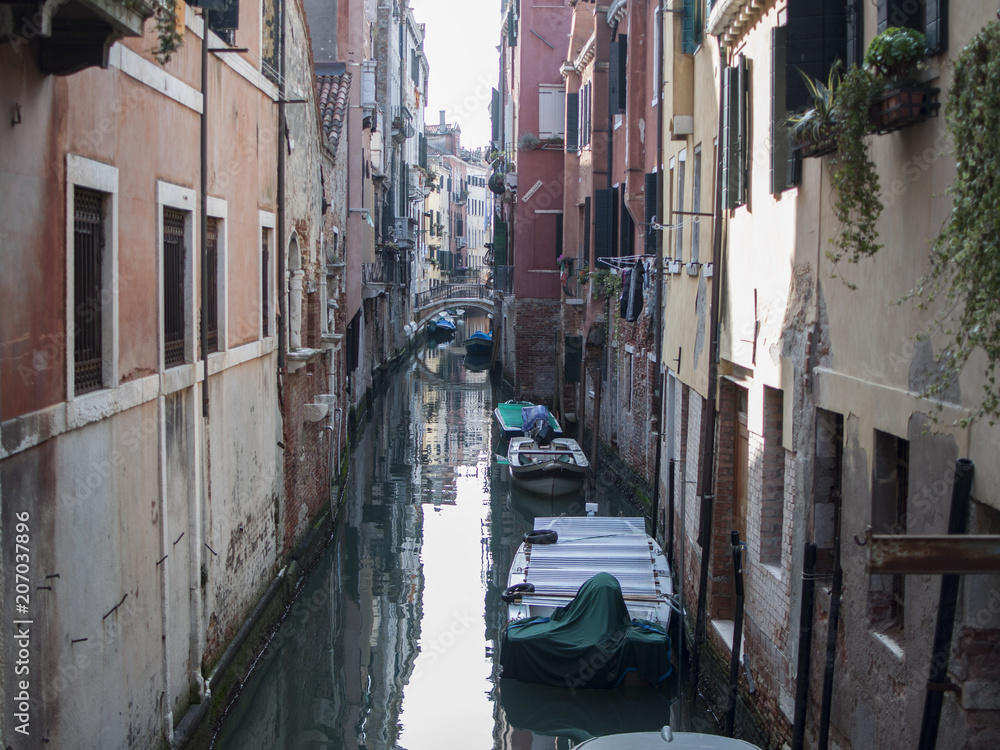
926, 681, 961, 697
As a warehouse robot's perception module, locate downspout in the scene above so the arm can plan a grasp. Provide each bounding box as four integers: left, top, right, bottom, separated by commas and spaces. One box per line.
276, 0, 287, 371
690, 35, 726, 701
200, 11, 210, 419
651, 0, 666, 538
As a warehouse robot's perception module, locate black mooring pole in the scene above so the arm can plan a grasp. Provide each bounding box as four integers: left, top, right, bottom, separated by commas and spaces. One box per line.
917, 458, 975, 750
791, 542, 817, 750
725, 530, 745, 736
817, 493, 843, 750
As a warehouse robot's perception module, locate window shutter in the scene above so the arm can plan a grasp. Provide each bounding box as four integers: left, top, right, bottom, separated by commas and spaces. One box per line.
846, 0, 863, 68
644, 172, 658, 254
619, 187, 634, 258
722, 66, 735, 209
555, 214, 564, 260
609, 40, 622, 115
491, 88, 502, 143
786, 142, 802, 188
617, 36, 628, 111
494, 220, 507, 265
925, 0, 947, 55
771, 26, 790, 194
682, 0, 696, 53
583, 196, 592, 257
735, 57, 748, 206
594, 189, 613, 259
566, 92, 579, 152
877, 0, 888, 33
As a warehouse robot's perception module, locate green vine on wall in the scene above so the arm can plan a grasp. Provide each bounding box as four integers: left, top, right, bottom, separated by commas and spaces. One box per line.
581, 268, 622, 300
153, 0, 185, 65
909, 21, 1000, 425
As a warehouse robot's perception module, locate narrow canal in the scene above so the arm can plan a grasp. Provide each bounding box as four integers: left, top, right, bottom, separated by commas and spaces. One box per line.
212, 312, 715, 749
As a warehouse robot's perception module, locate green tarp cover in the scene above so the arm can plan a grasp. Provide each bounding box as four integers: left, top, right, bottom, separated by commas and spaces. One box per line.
500, 573, 672, 689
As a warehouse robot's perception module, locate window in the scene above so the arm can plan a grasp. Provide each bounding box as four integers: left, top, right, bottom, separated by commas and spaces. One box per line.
870, 430, 910, 631
538, 85, 565, 140
163, 208, 188, 367
722, 57, 748, 209
813, 410, 843, 576
625, 350, 634, 412
205, 217, 220, 354
594, 189, 613, 260
674, 150, 686, 262
73, 188, 105, 394
691, 147, 702, 263
878, 0, 948, 55
67, 156, 118, 399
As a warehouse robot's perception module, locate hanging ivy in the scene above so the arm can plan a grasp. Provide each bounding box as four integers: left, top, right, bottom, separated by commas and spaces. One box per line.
910, 22, 1000, 425
826, 65, 886, 284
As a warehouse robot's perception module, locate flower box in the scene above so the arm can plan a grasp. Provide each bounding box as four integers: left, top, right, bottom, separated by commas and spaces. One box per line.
869, 87, 940, 135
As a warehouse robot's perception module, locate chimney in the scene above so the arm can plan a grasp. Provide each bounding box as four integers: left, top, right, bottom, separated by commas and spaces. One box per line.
439, 110, 446, 127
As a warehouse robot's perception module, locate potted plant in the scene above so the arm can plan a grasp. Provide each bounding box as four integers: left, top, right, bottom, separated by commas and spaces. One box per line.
786, 64, 841, 157
865, 27, 939, 133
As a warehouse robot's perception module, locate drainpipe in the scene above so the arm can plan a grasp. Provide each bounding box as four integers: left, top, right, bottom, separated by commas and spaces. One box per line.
791, 543, 818, 750
690, 36, 726, 701
200, 11, 210, 419
651, 0, 666, 540
817, 487, 843, 750
276, 0, 287, 371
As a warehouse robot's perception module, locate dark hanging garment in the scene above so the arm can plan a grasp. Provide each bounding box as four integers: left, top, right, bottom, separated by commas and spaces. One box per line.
619, 268, 631, 319
623, 259, 645, 322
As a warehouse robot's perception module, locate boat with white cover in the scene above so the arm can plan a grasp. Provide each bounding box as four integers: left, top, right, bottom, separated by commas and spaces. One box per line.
576, 728, 762, 748
505, 516, 672, 627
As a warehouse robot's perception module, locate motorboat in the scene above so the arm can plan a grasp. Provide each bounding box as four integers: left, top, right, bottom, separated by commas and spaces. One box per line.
507, 436, 589, 497
464, 330, 493, 355
493, 401, 563, 438
499, 516, 673, 689
575, 729, 763, 748
427, 314, 456, 336
464, 352, 492, 372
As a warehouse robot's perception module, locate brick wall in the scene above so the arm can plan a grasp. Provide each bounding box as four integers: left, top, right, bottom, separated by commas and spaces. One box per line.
513, 297, 561, 402
282, 355, 332, 554
759, 386, 785, 564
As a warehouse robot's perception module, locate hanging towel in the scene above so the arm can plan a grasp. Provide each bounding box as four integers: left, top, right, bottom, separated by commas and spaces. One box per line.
624, 259, 645, 322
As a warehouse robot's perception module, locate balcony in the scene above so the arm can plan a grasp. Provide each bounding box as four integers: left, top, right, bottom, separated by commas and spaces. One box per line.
391, 106, 415, 143
495, 265, 514, 296
363, 255, 409, 288
3, 0, 155, 75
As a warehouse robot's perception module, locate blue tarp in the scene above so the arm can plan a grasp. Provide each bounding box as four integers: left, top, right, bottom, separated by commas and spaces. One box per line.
521, 405, 550, 432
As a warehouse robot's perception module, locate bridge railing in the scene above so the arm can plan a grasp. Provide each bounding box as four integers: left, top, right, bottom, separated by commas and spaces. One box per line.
413, 282, 489, 310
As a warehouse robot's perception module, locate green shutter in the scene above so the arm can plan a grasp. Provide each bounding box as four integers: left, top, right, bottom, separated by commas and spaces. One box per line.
771, 26, 790, 194
583, 196, 591, 257
609, 40, 622, 115
682, 0, 696, 53
494, 219, 507, 266
491, 88, 502, 144
846, 0, 864, 68
566, 92, 579, 152
595, 189, 613, 259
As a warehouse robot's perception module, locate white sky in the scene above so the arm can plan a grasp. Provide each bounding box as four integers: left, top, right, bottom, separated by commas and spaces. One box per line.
411, 0, 501, 148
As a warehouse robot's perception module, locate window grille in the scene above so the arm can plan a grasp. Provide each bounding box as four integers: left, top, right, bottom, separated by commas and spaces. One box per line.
74, 187, 104, 393
262, 228, 270, 336
206, 217, 219, 353
163, 208, 187, 367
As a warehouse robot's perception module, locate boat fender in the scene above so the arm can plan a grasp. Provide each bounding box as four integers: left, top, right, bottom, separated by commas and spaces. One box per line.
522, 529, 558, 545
501, 582, 535, 603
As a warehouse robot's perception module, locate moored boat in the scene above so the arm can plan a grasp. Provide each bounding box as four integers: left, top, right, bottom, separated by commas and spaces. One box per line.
464, 330, 493, 354
427, 314, 456, 336
493, 401, 563, 438
575, 729, 763, 749
507, 436, 589, 497
499, 517, 674, 689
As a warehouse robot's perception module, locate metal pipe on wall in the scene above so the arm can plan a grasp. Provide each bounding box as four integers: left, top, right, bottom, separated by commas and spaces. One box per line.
725, 529, 746, 736
791, 542, 818, 750
200, 10, 211, 419
276, 0, 287, 371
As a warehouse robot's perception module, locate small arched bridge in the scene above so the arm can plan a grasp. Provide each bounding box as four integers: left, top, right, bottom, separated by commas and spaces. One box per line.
414, 283, 493, 328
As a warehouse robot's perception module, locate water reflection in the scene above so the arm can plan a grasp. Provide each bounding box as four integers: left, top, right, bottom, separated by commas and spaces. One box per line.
213, 320, 678, 750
